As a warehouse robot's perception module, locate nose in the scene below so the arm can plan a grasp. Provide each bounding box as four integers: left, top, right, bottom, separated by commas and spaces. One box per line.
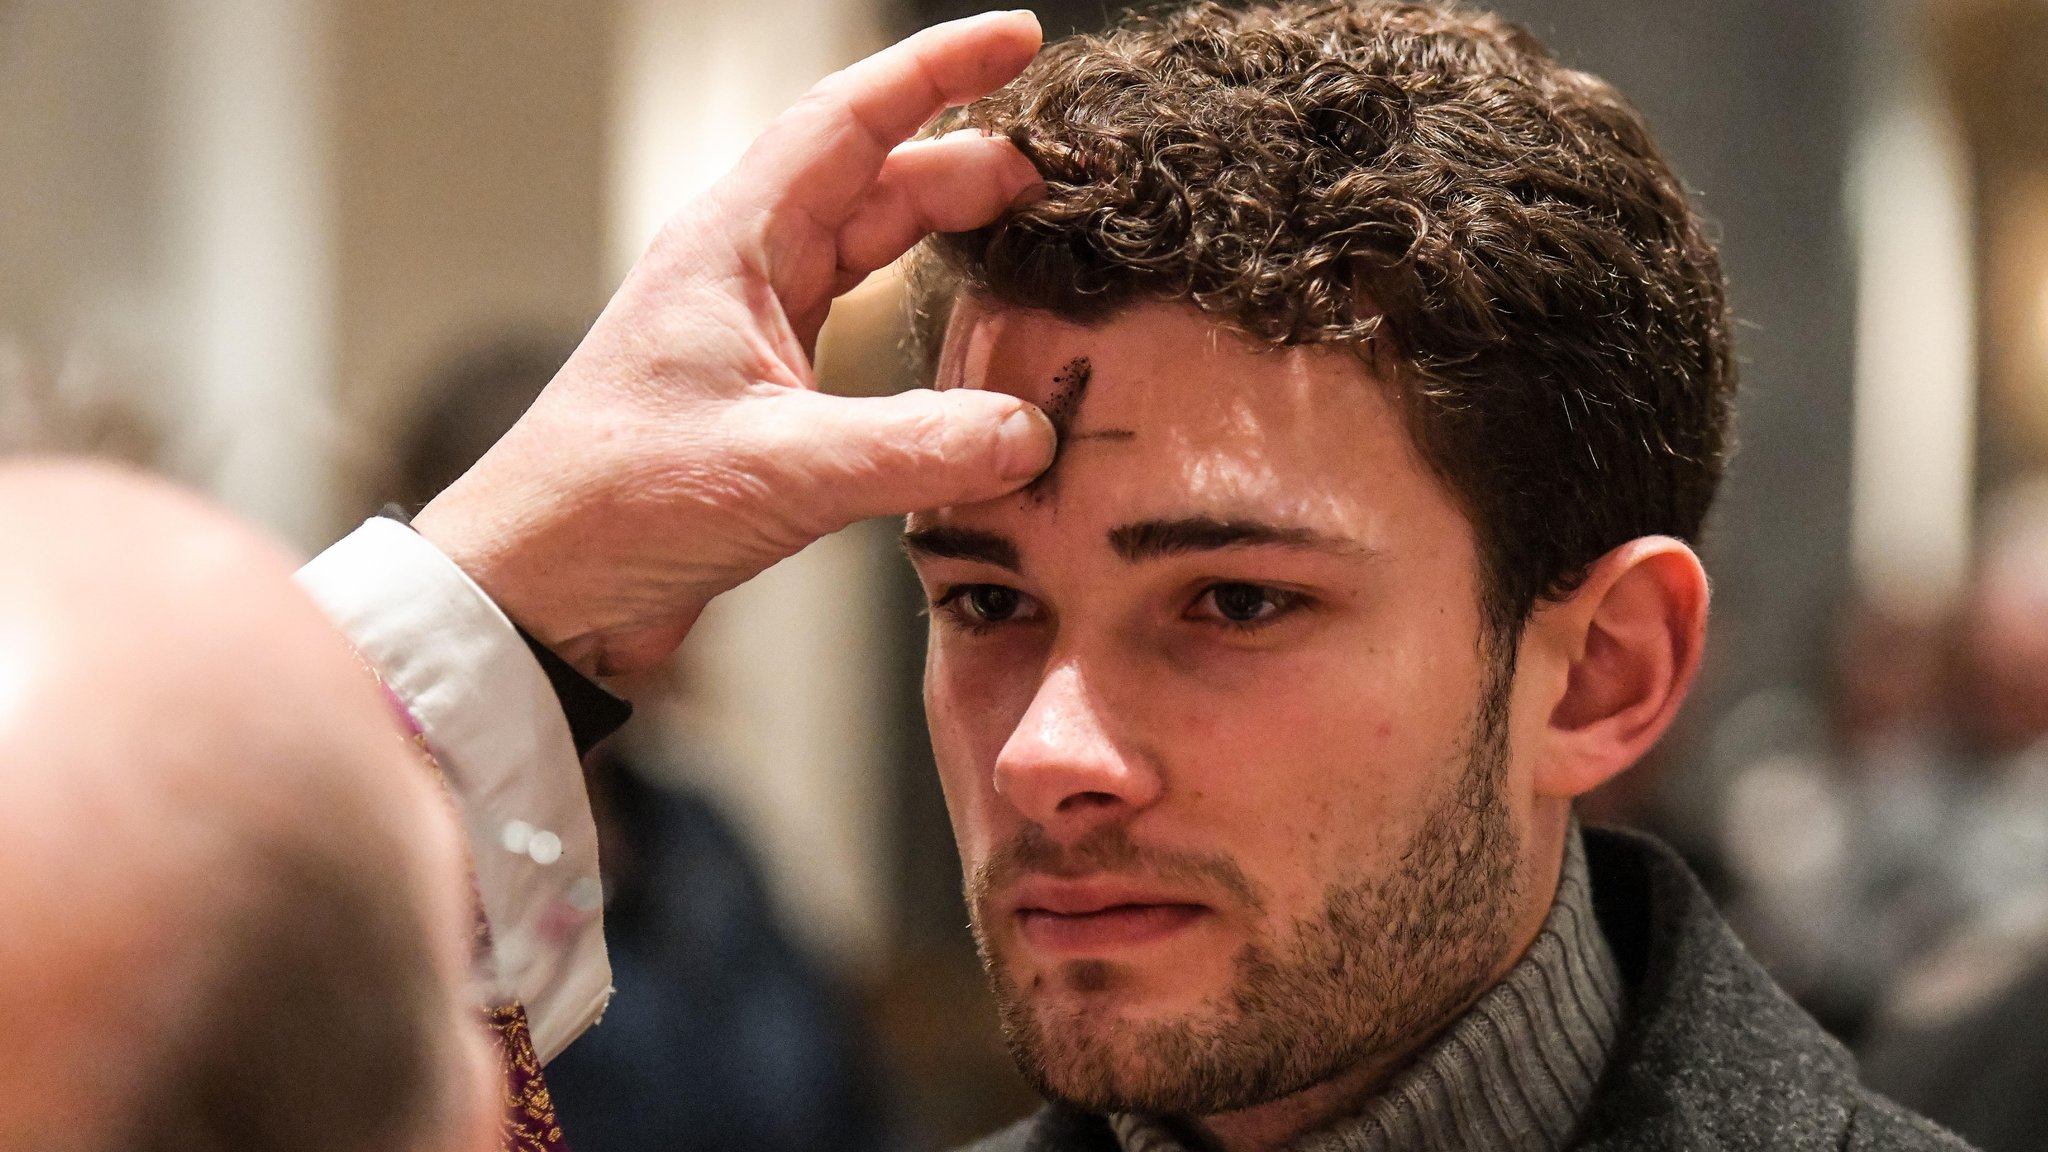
992, 660, 1161, 830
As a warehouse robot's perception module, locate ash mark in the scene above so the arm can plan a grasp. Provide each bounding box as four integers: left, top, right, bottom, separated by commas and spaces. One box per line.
1025, 357, 1136, 502
1042, 356, 1093, 440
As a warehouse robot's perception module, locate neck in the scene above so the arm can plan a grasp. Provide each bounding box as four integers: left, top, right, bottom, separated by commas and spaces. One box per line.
1195, 1044, 1441, 1152
1182, 813, 1571, 1152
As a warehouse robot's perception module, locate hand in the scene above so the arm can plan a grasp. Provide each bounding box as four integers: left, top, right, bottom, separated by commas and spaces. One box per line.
413, 11, 1054, 678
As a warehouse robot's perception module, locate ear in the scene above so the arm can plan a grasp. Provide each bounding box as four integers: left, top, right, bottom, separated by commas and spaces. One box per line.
1520, 537, 1709, 800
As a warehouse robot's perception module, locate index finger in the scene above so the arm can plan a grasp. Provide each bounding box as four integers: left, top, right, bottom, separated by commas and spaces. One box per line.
722, 10, 1042, 229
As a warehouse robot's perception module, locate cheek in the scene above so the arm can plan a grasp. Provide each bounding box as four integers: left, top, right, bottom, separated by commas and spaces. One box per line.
1148, 631, 1488, 898
923, 639, 1041, 855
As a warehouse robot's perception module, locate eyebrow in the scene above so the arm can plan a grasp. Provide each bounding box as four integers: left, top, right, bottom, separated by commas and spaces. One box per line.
900, 525, 1021, 571
1107, 517, 1369, 562
901, 516, 1367, 572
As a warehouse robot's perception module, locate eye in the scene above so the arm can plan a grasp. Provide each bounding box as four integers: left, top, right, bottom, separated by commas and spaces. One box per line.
1189, 582, 1305, 629
964, 585, 1024, 622
933, 583, 1041, 630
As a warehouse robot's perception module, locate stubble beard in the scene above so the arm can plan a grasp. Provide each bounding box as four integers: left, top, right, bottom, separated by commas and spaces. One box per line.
968, 659, 1522, 1117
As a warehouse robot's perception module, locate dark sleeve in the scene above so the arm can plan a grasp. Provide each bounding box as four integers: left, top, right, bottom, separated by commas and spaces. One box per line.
375, 505, 631, 756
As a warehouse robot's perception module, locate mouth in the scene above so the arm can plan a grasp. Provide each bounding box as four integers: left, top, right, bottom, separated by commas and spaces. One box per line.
1010, 879, 1211, 954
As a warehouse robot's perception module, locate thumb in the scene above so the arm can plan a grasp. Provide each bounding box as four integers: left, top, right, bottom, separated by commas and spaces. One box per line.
764, 387, 1056, 525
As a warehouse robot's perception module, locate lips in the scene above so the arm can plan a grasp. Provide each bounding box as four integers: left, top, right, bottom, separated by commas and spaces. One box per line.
1009, 878, 1211, 953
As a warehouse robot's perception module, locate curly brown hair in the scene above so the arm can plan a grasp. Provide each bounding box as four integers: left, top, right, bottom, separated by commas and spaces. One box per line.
910, 0, 1733, 636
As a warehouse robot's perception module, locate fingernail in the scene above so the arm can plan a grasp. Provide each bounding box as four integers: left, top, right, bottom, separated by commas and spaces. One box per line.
996, 405, 1053, 482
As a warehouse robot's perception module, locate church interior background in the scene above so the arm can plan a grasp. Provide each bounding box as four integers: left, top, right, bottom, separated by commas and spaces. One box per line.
4, 0, 2046, 1147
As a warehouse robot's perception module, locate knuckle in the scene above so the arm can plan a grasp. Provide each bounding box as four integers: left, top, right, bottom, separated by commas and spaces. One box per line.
901, 399, 961, 465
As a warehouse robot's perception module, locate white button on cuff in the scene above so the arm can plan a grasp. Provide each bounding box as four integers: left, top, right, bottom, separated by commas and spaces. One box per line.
527, 830, 563, 865
501, 819, 536, 855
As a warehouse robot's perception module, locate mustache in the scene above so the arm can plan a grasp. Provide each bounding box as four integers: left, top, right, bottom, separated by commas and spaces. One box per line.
970, 823, 1267, 915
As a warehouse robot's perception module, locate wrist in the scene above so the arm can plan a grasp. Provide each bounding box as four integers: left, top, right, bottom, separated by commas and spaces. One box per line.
411, 491, 564, 649
411, 488, 711, 681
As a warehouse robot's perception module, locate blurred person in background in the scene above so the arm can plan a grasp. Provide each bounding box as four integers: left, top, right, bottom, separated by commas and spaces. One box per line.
1720, 478, 2048, 1054
1858, 478, 2048, 1152
1921, 478, 2048, 965
0, 460, 496, 1152
1716, 595, 1954, 1041
387, 336, 892, 1152
0, 342, 164, 465
300, 5, 1972, 1152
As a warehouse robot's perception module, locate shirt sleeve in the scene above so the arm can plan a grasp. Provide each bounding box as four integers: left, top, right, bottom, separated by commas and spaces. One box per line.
296, 517, 612, 1064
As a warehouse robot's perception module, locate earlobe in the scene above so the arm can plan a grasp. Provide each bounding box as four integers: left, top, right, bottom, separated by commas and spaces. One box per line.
1531, 537, 1709, 800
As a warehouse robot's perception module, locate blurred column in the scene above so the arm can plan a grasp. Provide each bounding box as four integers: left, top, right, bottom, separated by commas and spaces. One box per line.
1939, 0, 2048, 490
614, 0, 897, 974
3, 1, 614, 536
2, 0, 341, 545
0, 0, 168, 374
612, 0, 885, 271
163, 0, 337, 548
1850, 0, 1976, 612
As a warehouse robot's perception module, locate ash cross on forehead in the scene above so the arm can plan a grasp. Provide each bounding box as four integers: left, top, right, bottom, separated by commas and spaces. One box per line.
1025, 356, 1136, 503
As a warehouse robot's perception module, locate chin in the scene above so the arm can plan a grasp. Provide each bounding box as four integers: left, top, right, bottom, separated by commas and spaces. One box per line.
998, 991, 1196, 1113
987, 951, 1281, 1115
998, 988, 1306, 1117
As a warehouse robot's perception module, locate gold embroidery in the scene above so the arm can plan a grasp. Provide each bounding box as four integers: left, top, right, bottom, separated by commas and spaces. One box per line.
487, 1002, 568, 1152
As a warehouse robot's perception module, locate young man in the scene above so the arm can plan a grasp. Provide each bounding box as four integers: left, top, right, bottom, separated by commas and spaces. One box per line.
303, 4, 1970, 1149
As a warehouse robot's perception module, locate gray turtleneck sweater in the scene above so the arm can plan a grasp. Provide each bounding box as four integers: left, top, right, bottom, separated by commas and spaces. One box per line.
1109, 825, 1625, 1152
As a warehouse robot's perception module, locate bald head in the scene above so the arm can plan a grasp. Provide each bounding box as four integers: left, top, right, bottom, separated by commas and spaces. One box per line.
0, 461, 491, 1152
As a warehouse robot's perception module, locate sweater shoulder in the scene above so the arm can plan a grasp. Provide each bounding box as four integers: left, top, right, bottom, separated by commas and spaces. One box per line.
1576, 829, 1968, 1151
1846, 1092, 1977, 1152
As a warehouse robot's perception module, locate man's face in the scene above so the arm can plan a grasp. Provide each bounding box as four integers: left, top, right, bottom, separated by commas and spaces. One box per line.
908, 300, 1535, 1115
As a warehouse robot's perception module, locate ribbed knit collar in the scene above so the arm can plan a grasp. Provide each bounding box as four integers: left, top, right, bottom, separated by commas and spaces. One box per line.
1108, 823, 1624, 1152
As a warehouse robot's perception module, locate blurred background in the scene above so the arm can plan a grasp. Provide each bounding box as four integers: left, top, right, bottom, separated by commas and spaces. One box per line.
4, 0, 2048, 1149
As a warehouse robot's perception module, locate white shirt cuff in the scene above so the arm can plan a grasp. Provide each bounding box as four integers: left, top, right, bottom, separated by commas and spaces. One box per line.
296, 517, 611, 1063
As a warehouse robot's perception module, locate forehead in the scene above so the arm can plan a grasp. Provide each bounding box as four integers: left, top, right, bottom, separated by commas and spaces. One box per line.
927, 298, 1451, 541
